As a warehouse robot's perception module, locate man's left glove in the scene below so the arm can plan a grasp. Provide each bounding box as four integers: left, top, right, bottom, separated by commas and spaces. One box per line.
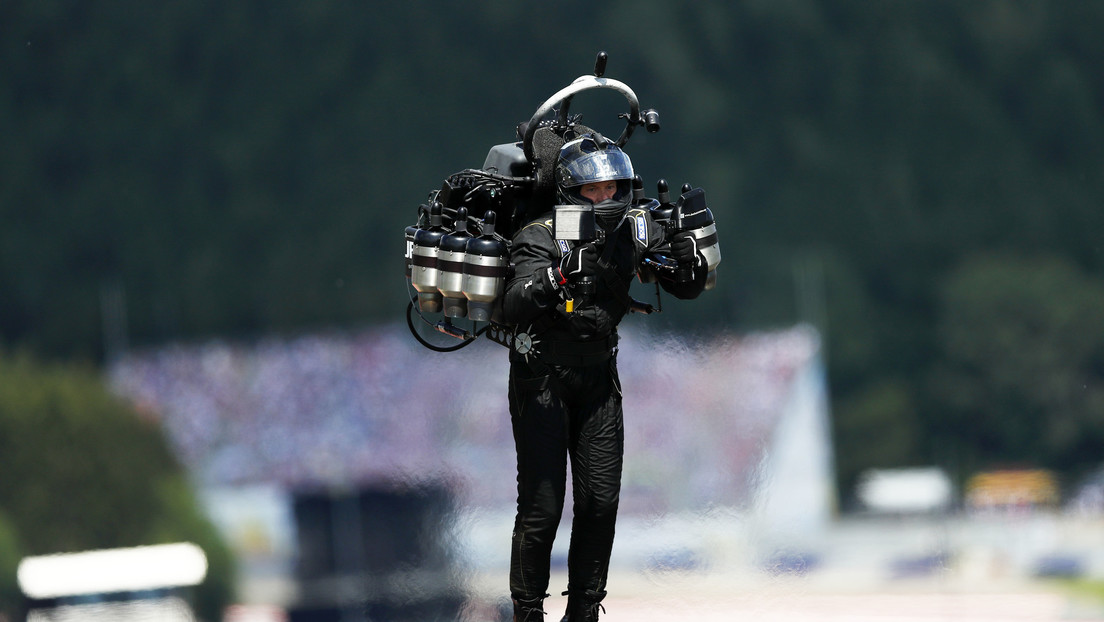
671, 231, 700, 266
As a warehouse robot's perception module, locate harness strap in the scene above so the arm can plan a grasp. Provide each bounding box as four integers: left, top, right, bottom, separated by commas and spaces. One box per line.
512, 333, 617, 392
534, 333, 618, 366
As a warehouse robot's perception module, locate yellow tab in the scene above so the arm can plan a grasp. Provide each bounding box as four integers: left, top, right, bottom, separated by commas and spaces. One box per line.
565, 298, 574, 313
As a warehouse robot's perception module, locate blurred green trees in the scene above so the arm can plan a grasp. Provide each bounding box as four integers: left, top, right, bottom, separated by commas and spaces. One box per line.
0, 352, 233, 620
2, 1, 1103, 500
0, 513, 20, 620
928, 254, 1104, 477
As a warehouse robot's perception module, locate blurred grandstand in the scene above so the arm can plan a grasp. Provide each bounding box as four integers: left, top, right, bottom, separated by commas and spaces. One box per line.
109, 323, 827, 512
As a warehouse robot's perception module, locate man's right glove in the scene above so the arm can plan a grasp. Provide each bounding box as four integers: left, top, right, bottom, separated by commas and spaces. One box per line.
558, 242, 599, 285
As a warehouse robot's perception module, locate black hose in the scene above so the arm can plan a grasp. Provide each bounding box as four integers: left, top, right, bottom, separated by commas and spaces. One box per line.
406, 299, 489, 353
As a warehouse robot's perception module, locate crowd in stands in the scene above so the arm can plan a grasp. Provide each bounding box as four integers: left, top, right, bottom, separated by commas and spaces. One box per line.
110, 323, 820, 513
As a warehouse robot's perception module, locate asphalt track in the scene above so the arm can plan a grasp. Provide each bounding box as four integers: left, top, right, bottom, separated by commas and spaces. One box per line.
597, 592, 1078, 621
458, 571, 1102, 622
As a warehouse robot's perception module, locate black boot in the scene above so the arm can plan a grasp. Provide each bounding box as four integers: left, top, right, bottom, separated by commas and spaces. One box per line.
559, 589, 606, 622
513, 593, 549, 622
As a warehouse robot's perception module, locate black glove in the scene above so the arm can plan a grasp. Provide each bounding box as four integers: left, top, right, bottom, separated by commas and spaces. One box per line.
558, 242, 599, 285
671, 232, 700, 266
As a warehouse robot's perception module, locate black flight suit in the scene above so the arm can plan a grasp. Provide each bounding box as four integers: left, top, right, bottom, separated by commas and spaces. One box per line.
501, 204, 711, 608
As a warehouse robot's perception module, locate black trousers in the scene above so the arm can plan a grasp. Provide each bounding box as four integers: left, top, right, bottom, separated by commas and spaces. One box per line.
508, 356, 624, 601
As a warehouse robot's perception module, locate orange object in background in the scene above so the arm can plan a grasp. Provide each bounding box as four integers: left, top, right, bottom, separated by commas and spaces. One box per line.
965, 469, 1059, 511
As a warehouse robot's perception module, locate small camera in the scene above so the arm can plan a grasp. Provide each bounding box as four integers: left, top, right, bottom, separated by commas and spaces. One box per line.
553, 205, 597, 242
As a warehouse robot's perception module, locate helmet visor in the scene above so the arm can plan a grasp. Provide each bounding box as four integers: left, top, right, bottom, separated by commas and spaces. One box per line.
556, 144, 634, 189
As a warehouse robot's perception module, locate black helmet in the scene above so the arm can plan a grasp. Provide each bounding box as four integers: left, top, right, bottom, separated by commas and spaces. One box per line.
554, 134, 634, 226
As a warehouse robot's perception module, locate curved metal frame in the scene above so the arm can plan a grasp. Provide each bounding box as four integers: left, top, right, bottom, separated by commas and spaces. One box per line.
522, 75, 641, 162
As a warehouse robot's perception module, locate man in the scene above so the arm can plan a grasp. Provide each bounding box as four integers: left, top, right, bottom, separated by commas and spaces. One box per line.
502, 133, 716, 621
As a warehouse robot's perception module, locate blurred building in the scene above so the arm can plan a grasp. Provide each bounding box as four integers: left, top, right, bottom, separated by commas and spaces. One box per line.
856, 467, 954, 515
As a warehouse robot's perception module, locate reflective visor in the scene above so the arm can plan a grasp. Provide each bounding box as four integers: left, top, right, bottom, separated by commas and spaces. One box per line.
557, 148, 634, 188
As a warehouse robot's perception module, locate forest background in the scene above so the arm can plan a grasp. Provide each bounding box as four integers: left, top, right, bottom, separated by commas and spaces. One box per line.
2, 0, 1104, 583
